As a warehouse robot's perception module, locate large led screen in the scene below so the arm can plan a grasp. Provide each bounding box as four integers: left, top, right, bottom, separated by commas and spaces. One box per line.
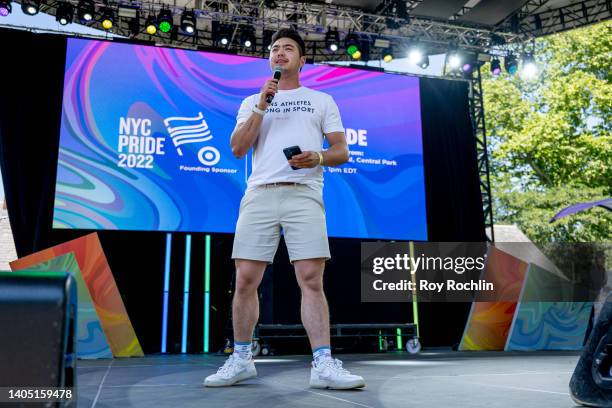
54, 38, 427, 240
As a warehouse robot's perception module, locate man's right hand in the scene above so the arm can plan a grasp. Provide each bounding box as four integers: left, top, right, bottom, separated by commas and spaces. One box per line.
258, 79, 279, 110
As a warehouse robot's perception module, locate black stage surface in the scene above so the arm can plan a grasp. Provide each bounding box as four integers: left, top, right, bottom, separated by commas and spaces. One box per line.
77, 351, 581, 407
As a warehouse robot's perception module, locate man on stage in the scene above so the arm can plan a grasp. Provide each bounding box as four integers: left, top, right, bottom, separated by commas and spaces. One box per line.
204, 28, 366, 390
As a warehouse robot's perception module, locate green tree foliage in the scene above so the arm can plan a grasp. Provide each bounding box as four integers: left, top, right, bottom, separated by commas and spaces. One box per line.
482, 22, 612, 243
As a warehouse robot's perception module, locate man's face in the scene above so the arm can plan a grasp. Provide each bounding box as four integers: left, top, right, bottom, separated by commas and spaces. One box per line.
269, 37, 305, 74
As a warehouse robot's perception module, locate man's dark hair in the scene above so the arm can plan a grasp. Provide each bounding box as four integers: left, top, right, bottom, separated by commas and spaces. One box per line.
270, 28, 306, 57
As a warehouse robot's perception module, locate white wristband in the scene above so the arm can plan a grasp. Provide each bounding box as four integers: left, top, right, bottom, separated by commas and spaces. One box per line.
252, 105, 266, 116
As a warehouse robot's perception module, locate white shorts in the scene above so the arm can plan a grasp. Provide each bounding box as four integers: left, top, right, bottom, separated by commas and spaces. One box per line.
231, 183, 331, 264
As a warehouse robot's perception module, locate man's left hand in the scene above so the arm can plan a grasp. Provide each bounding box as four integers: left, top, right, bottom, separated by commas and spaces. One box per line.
288, 151, 320, 169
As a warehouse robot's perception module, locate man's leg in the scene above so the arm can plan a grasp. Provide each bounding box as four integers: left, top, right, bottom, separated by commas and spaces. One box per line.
294, 257, 365, 389
204, 259, 267, 387
293, 258, 330, 350
233, 259, 268, 343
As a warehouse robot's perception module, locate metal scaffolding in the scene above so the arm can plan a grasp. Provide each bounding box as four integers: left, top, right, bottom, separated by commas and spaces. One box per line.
499, 0, 611, 37
467, 65, 495, 242
8, 0, 525, 57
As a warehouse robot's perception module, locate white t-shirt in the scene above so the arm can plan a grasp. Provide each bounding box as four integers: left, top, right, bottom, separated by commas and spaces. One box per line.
236, 86, 344, 192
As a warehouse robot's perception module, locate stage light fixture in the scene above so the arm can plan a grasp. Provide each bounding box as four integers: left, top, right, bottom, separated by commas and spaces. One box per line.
100, 7, 114, 30
383, 47, 393, 63
220, 24, 233, 46
417, 55, 430, 69
157, 8, 173, 33
240, 26, 255, 49
325, 28, 339, 53
145, 15, 157, 35
77, 0, 94, 22
462, 61, 474, 74
408, 44, 423, 65
521, 53, 538, 79
352, 50, 362, 60
490, 58, 502, 76
180, 10, 195, 35
263, 29, 274, 51
505, 53, 519, 75
21, 0, 40, 16
55, 2, 74, 25
0, 0, 11, 17
345, 32, 360, 57
212, 21, 231, 47
447, 49, 461, 69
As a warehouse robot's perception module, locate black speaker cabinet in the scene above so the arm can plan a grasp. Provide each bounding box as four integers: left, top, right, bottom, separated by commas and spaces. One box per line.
0, 271, 77, 407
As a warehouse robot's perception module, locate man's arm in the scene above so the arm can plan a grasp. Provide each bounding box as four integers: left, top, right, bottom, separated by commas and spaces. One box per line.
231, 79, 279, 158
230, 113, 263, 159
288, 131, 349, 168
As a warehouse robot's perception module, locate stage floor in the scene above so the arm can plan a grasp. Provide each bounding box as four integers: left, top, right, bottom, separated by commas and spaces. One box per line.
77, 350, 581, 407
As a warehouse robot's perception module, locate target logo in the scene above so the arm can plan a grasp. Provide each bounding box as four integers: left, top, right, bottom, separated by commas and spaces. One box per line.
198, 146, 221, 166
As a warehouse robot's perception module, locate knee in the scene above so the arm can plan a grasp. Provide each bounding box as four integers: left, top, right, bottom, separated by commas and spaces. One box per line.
296, 266, 324, 293
235, 275, 259, 296
234, 260, 266, 296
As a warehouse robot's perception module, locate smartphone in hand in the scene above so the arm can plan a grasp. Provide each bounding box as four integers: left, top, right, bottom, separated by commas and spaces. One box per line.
283, 145, 302, 170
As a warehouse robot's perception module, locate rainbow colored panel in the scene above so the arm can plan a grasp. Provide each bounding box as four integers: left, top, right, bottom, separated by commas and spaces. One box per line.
459, 246, 529, 351
10, 232, 143, 357
506, 264, 592, 350
15, 252, 113, 359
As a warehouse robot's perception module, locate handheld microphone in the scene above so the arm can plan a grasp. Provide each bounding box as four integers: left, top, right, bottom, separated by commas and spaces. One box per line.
266, 67, 283, 104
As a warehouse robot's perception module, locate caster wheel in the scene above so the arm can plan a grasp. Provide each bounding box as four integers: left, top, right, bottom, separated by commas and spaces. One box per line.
406, 338, 421, 354
261, 346, 270, 356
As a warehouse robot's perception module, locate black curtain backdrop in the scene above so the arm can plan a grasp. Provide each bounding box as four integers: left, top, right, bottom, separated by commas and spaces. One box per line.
0, 28, 485, 352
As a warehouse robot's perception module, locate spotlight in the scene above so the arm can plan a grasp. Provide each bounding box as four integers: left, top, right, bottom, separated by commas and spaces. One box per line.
240, 26, 255, 49
219, 25, 232, 46
264, 0, 277, 8
21, 0, 40, 16
462, 62, 473, 74
0, 0, 11, 17
157, 8, 173, 33
77, 0, 94, 22
490, 58, 502, 76
521, 53, 538, 79
145, 15, 157, 35
325, 28, 339, 53
417, 55, 430, 69
408, 44, 424, 65
344, 32, 360, 57
180, 10, 195, 35
100, 7, 114, 30
263, 29, 274, 51
352, 50, 362, 60
383, 47, 393, 63
55, 2, 74, 25
448, 49, 461, 69
212, 21, 231, 46
505, 53, 519, 75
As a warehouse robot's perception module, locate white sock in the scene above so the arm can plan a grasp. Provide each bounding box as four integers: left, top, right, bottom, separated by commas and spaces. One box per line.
313, 346, 333, 366
233, 341, 252, 360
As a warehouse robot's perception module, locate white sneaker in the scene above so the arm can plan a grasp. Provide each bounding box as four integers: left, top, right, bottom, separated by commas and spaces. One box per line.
204, 353, 257, 387
310, 358, 366, 390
